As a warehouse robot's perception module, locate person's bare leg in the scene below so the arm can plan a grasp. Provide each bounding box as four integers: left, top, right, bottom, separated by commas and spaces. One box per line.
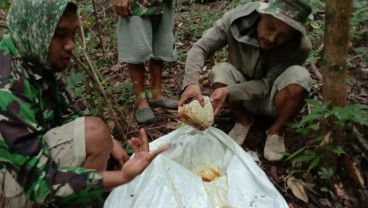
83, 117, 113, 171
264, 84, 308, 161
149, 59, 164, 100
71, 117, 112, 208
147, 59, 177, 109
127, 63, 149, 109
270, 84, 308, 135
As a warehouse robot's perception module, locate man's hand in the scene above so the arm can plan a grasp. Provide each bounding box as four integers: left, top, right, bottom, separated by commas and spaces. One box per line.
178, 84, 205, 106
111, 138, 129, 168
210, 87, 230, 115
120, 128, 171, 182
114, 0, 131, 17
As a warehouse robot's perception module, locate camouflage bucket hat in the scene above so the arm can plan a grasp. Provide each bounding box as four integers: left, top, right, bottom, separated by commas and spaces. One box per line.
257, 0, 312, 35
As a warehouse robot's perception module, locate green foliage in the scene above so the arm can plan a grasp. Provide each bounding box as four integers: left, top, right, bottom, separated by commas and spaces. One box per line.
0, 0, 10, 10
227, 0, 254, 9
318, 167, 334, 180
318, 167, 336, 197
290, 99, 368, 135
350, 46, 368, 63
331, 104, 368, 125
320, 186, 335, 198
304, 0, 368, 65
287, 99, 368, 186
186, 8, 221, 40
116, 83, 135, 106
351, 1, 368, 39
78, 3, 94, 14
66, 71, 105, 116
66, 71, 86, 98
65, 70, 117, 116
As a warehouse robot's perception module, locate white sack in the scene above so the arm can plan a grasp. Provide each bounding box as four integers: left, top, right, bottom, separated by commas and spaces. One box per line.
104, 126, 288, 208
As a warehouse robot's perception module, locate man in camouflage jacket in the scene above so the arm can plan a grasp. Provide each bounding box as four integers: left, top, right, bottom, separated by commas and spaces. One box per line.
179, 0, 313, 161
0, 0, 169, 207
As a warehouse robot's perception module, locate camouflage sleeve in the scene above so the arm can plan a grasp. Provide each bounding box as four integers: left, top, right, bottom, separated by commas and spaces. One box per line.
59, 81, 80, 123
131, 0, 165, 16
0, 88, 104, 205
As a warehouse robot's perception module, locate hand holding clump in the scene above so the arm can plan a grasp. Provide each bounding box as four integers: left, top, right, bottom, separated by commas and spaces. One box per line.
178, 96, 214, 131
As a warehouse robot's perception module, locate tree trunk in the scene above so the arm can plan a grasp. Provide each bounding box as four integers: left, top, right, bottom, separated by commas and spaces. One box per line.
321, 0, 353, 168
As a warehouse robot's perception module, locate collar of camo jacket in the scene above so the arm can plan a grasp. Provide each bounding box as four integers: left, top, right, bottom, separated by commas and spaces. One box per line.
6, 0, 76, 70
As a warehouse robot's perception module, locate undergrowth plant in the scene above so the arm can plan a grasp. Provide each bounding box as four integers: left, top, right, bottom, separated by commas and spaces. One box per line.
286, 99, 368, 194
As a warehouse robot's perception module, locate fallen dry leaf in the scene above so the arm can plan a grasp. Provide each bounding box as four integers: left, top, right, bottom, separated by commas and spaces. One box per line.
110, 64, 121, 72
334, 182, 345, 199
344, 156, 365, 188
176, 41, 184, 46
287, 176, 309, 203
318, 131, 331, 147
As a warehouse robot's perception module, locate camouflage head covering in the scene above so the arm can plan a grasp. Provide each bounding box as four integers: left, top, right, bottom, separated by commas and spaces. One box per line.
257, 0, 312, 35
6, 0, 76, 69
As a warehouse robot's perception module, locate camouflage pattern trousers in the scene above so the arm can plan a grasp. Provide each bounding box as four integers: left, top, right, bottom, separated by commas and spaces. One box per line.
0, 117, 85, 207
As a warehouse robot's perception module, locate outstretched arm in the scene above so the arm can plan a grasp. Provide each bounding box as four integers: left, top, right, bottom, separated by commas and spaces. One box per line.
110, 137, 130, 168
103, 128, 170, 190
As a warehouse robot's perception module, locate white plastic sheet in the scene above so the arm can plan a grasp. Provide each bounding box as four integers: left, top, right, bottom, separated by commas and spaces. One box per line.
104, 126, 288, 208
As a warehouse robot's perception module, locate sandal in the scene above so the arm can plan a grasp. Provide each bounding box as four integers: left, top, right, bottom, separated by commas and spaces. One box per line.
135, 107, 155, 123
149, 97, 178, 109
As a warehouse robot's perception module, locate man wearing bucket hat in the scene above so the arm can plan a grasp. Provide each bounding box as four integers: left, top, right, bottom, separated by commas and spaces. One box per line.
179, 0, 312, 161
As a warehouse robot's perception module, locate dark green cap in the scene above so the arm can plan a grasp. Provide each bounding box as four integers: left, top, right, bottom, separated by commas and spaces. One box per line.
257, 0, 312, 35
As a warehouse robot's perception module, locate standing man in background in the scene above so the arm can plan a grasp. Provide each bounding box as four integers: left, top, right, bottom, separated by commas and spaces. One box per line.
115, 0, 178, 124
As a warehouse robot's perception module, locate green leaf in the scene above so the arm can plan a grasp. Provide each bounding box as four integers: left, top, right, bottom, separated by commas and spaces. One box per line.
313, 134, 325, 142
304, 149, 317, 156
318, 167, 334, 179
292, 155, 316, 164
0, 0, 10, 10
66, 71, 85, 91
320, 187, 331, 193
290, 169, 305, 175
325, 146, 345, 156
307, 157, 320, 172
299, 114, 321, 125
286, 147, 306, 161
308, 123, 320, 131
305, 98, 321, 107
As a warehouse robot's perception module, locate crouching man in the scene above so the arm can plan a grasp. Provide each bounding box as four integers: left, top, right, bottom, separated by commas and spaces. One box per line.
179, 0, 312, 161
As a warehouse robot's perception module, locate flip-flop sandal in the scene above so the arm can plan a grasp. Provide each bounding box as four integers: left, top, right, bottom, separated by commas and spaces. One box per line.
149, 97, 178, 109
135, 107, 155, 123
